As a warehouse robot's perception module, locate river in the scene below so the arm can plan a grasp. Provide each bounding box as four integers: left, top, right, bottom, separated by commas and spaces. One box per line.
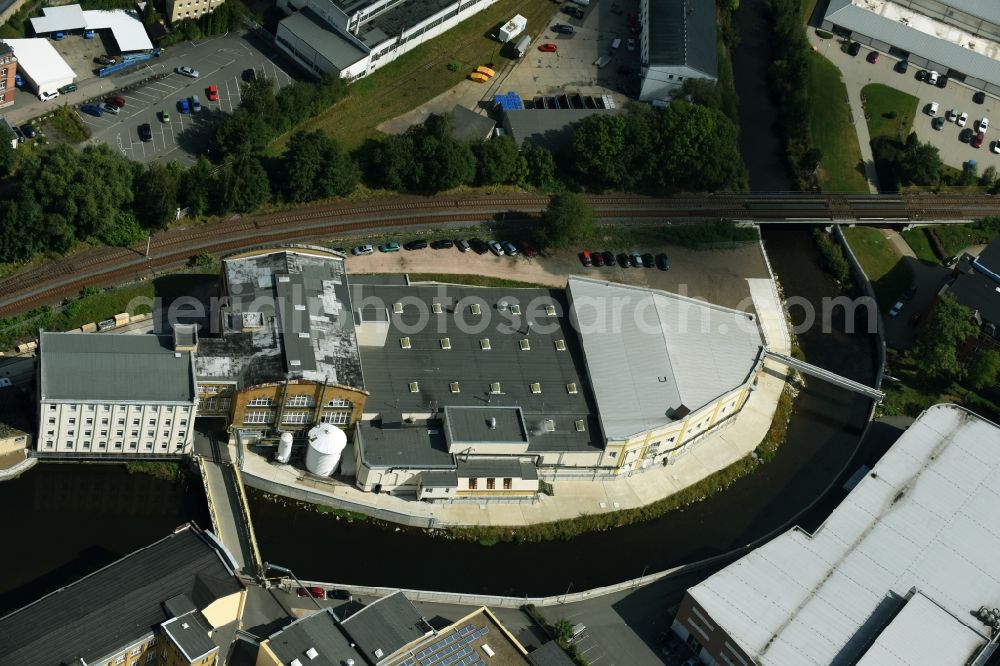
0, 227, 878, 612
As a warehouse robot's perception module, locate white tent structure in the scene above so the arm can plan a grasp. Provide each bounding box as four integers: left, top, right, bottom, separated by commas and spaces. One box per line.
30, 4, 153, 53
1, 39, 76, 96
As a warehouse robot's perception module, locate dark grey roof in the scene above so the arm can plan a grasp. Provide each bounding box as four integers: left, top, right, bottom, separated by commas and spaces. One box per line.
975, 238, 1000, 277
196, 247, 364, 390
163, 594, 197, 619
457, 458, 537, 480
0, 525, 242, 665
444, 406, 528, 447
355, 0, 456, 47
449, 105, 496, 142
420, 470, 458, 487
39, 332, 196, 403
162, 612, 217, 662
502, 108, 619, 152
340, 592, 431, 662
278, 8, 369, 71
356, 420, 455, 469
947, 272, 1000, 326
528, 641, 576, 666
647, 0, 717, 75
263, 608, 366, 666
355, 284, 603, 454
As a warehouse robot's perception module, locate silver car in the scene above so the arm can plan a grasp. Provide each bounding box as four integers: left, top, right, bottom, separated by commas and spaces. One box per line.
488, 241, 505, 256
175, 66, 200, 78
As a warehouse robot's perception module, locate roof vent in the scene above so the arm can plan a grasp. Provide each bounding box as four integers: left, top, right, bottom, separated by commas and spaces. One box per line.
544, 419, 555, 432
440, 338, 451, 350
519, 339, 530, 351
554, 339, 566, 351
374, 649, 384, 659
305, 647, 319, 659
432, 302, 443, 314
499, 301, 508, 311
575, 419, 586, 432
400, 337, 411, 349
566, 383, 578, 394
174, 352, 181, 358
291, 659, 303, 666
510, 304, 522, 315
298, 332, 309, 339
450, 382, 461, 393
393, 302, 403, 314
181, 622, 190, 629
530, 382, 541, 394
490, 382, 501, 394
409, 382, 420, 393
489, 417, 497, 429
480, 338, 491, 350
471, 303, 482, 316
545, 304, 557, 316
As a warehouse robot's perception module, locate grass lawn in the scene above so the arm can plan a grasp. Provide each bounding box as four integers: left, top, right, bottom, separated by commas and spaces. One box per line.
808, 54, 870, 193
901, 228, 939, 263
843, 226, 913, 305
881, 352, 1000, 422
407, 273, 548, 288
927, 224, 998, 256
270, 0, 556, 152
861, 84, 917, 142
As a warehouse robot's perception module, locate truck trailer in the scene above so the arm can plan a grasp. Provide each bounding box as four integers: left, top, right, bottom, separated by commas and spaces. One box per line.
515, 35, 532, 58
499, 14, 527, 43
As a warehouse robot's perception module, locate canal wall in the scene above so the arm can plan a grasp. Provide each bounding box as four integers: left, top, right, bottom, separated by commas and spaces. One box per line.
833, 224, 888, 389
0, 455, 36, 482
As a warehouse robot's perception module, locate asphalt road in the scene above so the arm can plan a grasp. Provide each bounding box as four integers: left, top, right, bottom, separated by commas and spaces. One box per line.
75, 34, 296, 166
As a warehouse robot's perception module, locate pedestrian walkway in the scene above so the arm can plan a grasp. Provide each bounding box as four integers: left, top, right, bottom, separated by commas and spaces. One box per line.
239, 277, 792, 529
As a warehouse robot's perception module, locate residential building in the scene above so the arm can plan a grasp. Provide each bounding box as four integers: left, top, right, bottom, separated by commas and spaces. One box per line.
166, 0, 225, 23
275, 0, 498, 81
0, 421, 30, 459
938, 237, 1000, 364
823, 0, 1000, 95
194, 246, 369, 441
0, 522, 245, 666
673, 404, 1000, 665
638, 0, 718, 104
0, 43, 17, 108
37, 332, 197, 458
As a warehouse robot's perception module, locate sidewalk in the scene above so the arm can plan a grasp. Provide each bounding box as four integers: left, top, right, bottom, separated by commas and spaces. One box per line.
239, 277, 791, 528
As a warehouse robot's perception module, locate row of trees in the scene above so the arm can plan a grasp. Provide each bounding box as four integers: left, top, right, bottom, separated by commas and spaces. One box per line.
913, 294, 1000, 390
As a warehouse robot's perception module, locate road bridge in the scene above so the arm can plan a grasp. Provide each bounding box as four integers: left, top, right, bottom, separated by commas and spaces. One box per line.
764, 350, 885, 401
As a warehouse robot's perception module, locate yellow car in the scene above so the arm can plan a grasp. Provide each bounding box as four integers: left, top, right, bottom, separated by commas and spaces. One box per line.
469, 72, 489, 83
476, 66, 496, 77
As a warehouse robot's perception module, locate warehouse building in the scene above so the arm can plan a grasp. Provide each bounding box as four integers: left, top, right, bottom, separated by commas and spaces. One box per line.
275, 0, 498, 81
0, 523, 245, 666
0, 38, 76, 98
674, 404, 1000, 665
37, 332, 197, 458
638, 0, 718, 104
823, 0, 1000, 95
29, 4, 154, 53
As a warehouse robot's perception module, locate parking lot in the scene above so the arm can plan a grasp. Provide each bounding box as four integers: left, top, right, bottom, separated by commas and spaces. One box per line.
74, 35, 296, 165
501, 0, 641, 99
813, 37, 1000, 171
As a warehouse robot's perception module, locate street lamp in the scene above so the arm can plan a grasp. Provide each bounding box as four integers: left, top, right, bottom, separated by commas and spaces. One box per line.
264, 561, 323, 611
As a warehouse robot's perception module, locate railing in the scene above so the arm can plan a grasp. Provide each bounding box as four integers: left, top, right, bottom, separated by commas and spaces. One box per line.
230, 462, 265, 578
197, 456, 224, 540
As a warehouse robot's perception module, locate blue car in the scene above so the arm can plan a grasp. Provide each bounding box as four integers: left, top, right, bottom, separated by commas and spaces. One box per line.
80, 104, 102, 117
177, 97, 190, 113
83, 30, 95, 38
53, 32, 65, 40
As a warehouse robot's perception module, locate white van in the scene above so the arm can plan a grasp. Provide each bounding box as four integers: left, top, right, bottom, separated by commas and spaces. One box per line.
611, 38, 622, 50
927, 101, 939, 116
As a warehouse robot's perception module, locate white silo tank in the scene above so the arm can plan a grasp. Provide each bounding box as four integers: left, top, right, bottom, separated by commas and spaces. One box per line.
276, 431, 293, 463
305, 423, 347, 476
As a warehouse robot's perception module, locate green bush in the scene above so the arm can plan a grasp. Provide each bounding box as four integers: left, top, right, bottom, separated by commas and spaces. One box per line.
813, 230, 851, 283
815, 29, 833, 39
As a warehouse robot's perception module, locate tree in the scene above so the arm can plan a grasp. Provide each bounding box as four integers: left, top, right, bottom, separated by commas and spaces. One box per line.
181, 157, 216, 216
214, 155, 271, 213
473, 136, 521, 185
967, 349, 1000, 390
519, 143, 556, 189
979, 165, 997, 187
0, 133, 16, 177
800, 147, 823, 174
101, 210, 146, 247
901, 137, 942, 185
282, 130, 358, 202
912, 295, 978, 380
134, 161, 183, 229
536, 193, 594, 249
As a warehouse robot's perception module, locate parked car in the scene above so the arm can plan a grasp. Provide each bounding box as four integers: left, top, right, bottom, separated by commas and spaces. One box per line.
80, 103, 102, 117
895, 60, 908, 73
972, 131, 986, 149
138, 123, 152, 142
866, 51, 879, 63
296, 586, 324, 598
517, 240, 537, 257
352, 244, 374, 255
979, 117, 990, 131
20, 124, 36, 139
14, 73, 23, 88
379, 241, 401, 252
888, 301, 904, 317
937, 75, 949, 88
0, 378, 10, 388
616, 253, 631, 267
927, 70, 940, 85
191, 95, 202, 112
39, 90, 59, 101
469, 239, 489, 255
161, 109, 170, 123
931, 117, 945, 130
992, 141, 1000, 155
53, 32, 65, 40
326, 588, 351, 600
176, 65, 200, 78
915, 69, 927, 82
430, 239, 454, 249
631, 252, 644, 267
95, 55, 116, 65
58, 83, 77, 94
178, 98, 191, 113
946, 109, 958, 122
957, 111, 968, 127
102, 103, 120, 115
847, 42, 861, 56
601, 251, 615, 266
487, 240, 504, 256
106, 95, 125, 108
243, 68, 257, 82
561, 5, 584, 17
592, 251, 605, 267
580, 250, 593, 267
539, 43, 557, 52
403, 239, 428, 250
11, 125, 25, 141
656, 253, 670, 270
960, 127, 974, 143
641, 253, 654, 268
456, 239, 471, 252
83, 30, 95, 38
501, 240, 518, 255
973, 91, 986, 104
551, 23, 574, 33
207, 84, 219, 101
927, 102, 939, 116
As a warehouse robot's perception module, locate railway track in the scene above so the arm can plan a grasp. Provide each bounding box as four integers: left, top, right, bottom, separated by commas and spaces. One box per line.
0, 192, 994, 318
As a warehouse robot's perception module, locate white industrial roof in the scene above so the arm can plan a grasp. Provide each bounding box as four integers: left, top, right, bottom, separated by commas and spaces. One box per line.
0, 39, 76, 92
855, 592, 987, 666
30, 5, 153, 52
567, 277, 763, 441
688, 404, 1000, 665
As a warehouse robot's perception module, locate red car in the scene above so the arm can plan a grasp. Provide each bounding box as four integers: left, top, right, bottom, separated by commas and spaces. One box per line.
517, 240, 537, 257
539, 43, 557, 53
580, 250, 592, 267
866, 51, 879, 64
105, 95, 125, 108
207, 84, 218, 101
592, 251, 605, 267
972, 131, 986, 148
297, 586, 324, 598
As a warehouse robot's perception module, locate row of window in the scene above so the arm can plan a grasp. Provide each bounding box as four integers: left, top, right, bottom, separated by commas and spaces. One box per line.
243, 410, 350, 425
48, 404, 190, 413
44, 440, 184, 451
49, 416, 186, 427
247, 396, 352, 408
200, 397, 232, 412
46, 428, 187, 439
467, 478, 513, 490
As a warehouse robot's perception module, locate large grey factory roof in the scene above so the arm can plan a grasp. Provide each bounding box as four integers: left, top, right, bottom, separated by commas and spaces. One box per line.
355, 0, 457, 46
356, 419, 455, 468
196, 247, 364, 390
502, 108, 618, 152
263, 608, 366, 666
279, 8, 369, 71
356, 283, 603, 453
0, 524, 242, 665
942, 0, 1000, 22
39, 332, 196, 403
646, 0, 717, 74
444, 406, 529, 447
688, 404, 1000, 665
567, 277, 763, 441
340, 591, 432, 662
825, 0, 1000, 87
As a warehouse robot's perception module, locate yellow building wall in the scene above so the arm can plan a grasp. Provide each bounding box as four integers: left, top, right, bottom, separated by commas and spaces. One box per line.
201, 589, 245, 629
0, 433, 28, 456
255, 641, 283, 666
228, 381, 367, 435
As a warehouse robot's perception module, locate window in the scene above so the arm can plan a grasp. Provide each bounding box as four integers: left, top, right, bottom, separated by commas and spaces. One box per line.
86, 418, 93, 425
326, 398, 352, 408
45, 440, 53, 449
101, 418, 109, 425
130, 442, 138, 450
468, 478, 477, 489
145, 442, 153, 450
85, 430, 92, 436
503, 478, 512, 489
146, 652, 154, 663
575, 419, 586, 432
554, 339, 567, 351
566, 383, 578, 394
48, 405, 56, 411
487, 478, 496, 490
116, 430, 124, 437
101, 430, 108, 436
48, 417, 55, 425
131, 646, 142, 656
67, 430, 75, 436
115, 655, 126, 665
180, 419, 188, 426
131, 430, 139, 437
118, 418, 125, 426
286, 395, 315, 407
115, 442, 123, 449
510, 304, 522, 315
545, 304, 557, 316
470, 303, 482, 315
247, 396, 275, 407
132, 419, 139, 426
68, 417, 76, 425
99, 441, 106, 449
320, 411, 350, 425
64, 441, 73, 449
432, 302, 443, 314
46, 430, 54, 436
147, 430, 154, 438
409, 382, 419, 393
281, 411, 310, 425
178, 431, 186, 439
148, 419, 155, 425
440, 337, 451, 350
244, 411, 274, 424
